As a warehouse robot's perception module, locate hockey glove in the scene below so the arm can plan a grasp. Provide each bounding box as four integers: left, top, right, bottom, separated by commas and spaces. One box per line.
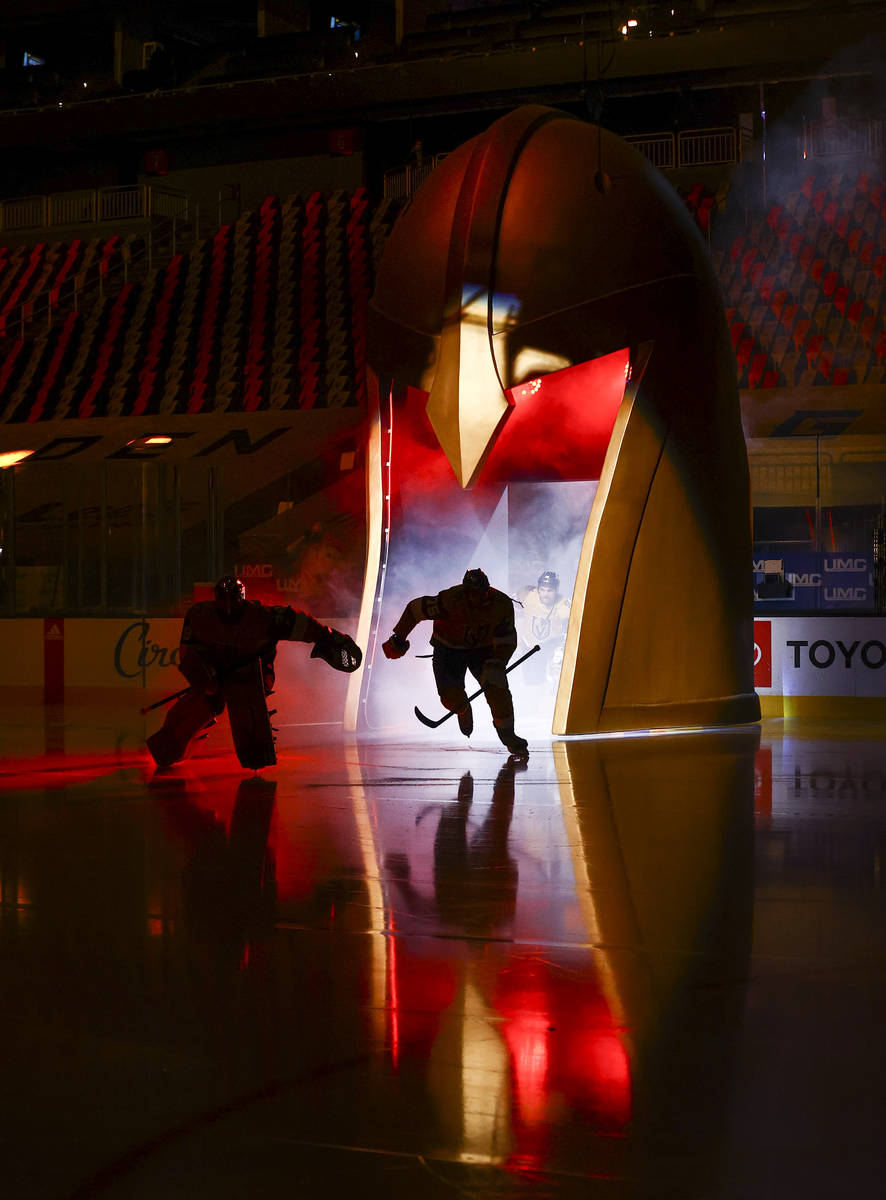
382, 633, 410, 659
311, 626, 363, 673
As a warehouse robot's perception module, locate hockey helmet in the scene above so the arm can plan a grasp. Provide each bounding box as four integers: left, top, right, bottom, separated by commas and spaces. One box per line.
537, 570, 560, 592
462, 568, 490, 592
215, 575, 246, 618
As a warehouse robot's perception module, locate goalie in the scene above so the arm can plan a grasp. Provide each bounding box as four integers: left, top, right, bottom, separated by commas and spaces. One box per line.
147, 575, 361, 770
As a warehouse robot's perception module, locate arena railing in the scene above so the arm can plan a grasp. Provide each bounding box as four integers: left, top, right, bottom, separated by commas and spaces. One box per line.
623, 132, 676, 170
798, 118, 886, 165
383, 125, 743, 187
0, 186, 193, 338
623, 127, 739, 171
0, 184, 189, 234
381, 155, 448, 199
678, 127, 738, 168
382, 128, 740, 194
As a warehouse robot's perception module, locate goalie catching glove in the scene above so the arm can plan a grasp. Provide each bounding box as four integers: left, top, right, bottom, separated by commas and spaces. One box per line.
311, 626, 363, 673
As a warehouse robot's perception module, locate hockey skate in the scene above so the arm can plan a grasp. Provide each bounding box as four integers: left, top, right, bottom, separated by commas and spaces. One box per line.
457, 703, 474, 737
495, 723, 529, 760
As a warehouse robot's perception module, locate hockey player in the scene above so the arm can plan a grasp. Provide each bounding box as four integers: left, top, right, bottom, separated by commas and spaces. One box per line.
382, 568, 529, 758
147, 575, 361, 770
515, 569, 570, 689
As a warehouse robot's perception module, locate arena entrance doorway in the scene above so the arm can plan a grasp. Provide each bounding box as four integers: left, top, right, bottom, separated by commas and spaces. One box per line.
347, 105, 759, 736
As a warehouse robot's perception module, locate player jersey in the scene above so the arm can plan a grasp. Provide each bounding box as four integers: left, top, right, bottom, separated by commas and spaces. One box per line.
516, 586, 570, 647
393, 584, 517, 656
179, 600, 322, 686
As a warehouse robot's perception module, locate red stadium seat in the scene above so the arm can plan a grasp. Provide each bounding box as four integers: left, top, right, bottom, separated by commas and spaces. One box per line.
793, 317, 812, 350
736, 336, 755, 370
805, 331, 825, 364
779, 303, 798, 332
747, 352, 769, 387
739, 248, 757, 277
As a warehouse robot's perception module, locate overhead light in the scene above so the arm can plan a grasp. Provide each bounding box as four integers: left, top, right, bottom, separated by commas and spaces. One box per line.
0, 450, 35, 468
126, 435, 173, 447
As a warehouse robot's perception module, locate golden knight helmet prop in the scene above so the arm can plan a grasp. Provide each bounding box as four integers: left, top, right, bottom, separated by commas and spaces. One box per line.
359, 105, 759, 735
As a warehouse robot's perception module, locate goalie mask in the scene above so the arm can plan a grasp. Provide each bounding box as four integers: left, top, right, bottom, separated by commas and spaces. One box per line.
214, 575, 246, 620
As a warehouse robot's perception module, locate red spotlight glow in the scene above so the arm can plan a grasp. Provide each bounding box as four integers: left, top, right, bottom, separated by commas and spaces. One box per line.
503, 1006, 550, 1126
483, 347, 629, 483
494, 953, 632, 1166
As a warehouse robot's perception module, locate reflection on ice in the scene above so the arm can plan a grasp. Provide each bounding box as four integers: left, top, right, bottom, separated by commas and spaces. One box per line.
5, 711, 885, 1196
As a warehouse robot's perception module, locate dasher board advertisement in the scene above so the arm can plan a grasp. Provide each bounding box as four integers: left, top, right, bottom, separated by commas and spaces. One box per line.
753, 554, 874, 611
754, 617, 886, 696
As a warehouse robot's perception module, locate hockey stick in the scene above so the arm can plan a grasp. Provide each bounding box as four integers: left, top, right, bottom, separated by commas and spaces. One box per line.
140, 685, 192, 716
414, 644, 541, 729
139, 647, 273, 716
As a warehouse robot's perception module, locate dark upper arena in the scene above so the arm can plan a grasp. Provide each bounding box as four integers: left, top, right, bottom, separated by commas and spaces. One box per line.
2, 0, 886, 618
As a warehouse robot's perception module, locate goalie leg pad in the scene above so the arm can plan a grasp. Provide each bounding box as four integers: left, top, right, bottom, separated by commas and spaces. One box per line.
147, 689, 220, 768
224, 661, 277, 771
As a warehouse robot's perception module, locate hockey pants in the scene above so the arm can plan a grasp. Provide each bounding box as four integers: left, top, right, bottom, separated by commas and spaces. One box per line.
432, 646, 515, 729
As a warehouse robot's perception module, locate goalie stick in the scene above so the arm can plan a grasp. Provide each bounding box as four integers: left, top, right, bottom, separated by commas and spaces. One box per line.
414, 644, 541, 729
140, 627, 360, 716
138, 647, 273, 716
140, 684, 192, 716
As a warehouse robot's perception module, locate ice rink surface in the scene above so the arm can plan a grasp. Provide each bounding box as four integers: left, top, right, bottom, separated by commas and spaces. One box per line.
1, 701, 885, 1198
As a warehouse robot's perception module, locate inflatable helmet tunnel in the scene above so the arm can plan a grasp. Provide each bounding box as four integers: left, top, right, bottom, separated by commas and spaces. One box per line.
348, 105, 760, 736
